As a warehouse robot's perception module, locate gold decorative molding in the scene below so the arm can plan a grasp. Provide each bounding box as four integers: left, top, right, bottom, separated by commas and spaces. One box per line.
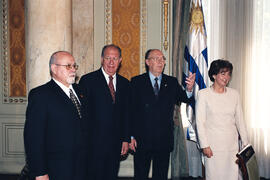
140, 0, 147, 73
163, 0, 169, 51
1, 0, 27, 103
105, 0, 112, 44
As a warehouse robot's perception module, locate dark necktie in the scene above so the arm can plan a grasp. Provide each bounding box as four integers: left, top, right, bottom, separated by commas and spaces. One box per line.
108, 76, 115, 103
154, 77, 159, 96
69, 89, 82, 118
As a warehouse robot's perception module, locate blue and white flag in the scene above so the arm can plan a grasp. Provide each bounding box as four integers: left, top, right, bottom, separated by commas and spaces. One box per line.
182, 0, 208, 142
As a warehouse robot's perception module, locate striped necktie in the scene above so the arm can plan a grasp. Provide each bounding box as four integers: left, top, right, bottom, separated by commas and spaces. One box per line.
69, 89, 82, 118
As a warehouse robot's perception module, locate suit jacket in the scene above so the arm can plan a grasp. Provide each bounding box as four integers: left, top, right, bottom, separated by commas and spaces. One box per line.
130, 73, 191, 152
79, 69, 130, 177
24, 80, 88, 180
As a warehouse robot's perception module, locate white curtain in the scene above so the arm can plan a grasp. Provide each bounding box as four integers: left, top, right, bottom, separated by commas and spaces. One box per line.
202, 0, 270, 178
244, 0, 270, 178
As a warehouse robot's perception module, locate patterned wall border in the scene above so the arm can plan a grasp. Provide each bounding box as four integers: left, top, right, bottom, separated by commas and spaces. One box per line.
2, 122, 25, 157
105, 0, 147, 74
140, 0, 147, 73
105, 0, 112, 44
161, 0, 172, 74
162, 0, 169, 51
1, 0, 27, 104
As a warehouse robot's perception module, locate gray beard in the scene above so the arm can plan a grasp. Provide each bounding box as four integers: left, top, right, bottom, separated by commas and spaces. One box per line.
67, 77, 75, 84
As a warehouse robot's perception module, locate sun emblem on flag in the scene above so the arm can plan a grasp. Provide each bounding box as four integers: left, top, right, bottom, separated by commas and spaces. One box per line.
190, 1, 204, 34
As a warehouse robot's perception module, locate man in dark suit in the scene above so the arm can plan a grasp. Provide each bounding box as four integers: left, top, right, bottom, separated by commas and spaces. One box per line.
24, 51, 88, 180
129, 49, 195, 180
79, 44, 130, 180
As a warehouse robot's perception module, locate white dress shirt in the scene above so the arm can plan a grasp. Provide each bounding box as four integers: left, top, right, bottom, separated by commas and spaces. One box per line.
101, 67, 117, 91
52, 78, 80, 103
148, 72, 192, 98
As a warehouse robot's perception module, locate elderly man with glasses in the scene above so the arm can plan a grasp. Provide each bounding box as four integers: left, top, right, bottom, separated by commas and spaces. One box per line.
79, 44, 130, 180
24, 51, 88, 180
129, 49, 196, 180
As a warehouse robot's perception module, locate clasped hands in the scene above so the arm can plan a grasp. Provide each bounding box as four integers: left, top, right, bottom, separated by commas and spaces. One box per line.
120, 139, 137, 156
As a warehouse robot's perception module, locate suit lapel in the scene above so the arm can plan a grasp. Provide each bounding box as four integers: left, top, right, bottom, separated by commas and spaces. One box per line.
48, 80, 77, 113
115, 74, 121, 103
142, 73, 157, 100
115, 73, 124, 104
159, 74, 169, 99
143, 73, 169, 101
73, 84, 84, 105
97, 69, 115, 102
72, 84, 81, 101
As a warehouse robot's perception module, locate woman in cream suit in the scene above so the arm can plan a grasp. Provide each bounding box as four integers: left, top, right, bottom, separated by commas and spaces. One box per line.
196, 59, 248, 180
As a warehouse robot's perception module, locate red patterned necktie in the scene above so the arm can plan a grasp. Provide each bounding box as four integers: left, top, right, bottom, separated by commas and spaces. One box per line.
108, 76, 115, 103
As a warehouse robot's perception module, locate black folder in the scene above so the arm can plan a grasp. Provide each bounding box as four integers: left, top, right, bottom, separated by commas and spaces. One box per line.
236, 144, 260, 180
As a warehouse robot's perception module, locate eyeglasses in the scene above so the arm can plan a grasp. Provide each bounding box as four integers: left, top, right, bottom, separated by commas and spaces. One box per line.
103, 57, 120, 61
54, 64, 79, 70
148, 56, 166, 62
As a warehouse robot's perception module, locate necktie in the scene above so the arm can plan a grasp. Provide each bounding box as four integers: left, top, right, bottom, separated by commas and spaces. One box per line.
108, 76, 115, 103
69, 89, 82, 118
154, 77, 159, 96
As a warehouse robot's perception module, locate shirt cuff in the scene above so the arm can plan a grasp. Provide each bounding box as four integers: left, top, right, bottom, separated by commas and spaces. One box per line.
186, 90, 193, 98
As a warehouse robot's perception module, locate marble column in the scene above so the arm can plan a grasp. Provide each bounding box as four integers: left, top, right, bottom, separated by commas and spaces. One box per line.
72, 0, 94, 80
25, 0, 72, 90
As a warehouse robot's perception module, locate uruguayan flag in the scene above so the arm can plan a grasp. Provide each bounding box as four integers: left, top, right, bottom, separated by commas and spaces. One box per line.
182, 0, 208, 142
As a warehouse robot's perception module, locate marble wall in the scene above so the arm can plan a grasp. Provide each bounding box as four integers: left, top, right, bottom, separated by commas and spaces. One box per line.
25, 0, 95, 90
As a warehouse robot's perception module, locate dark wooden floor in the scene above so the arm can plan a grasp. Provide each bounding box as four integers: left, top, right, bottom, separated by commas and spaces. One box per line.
0, 174, 269, 180
0, 174, 203, 180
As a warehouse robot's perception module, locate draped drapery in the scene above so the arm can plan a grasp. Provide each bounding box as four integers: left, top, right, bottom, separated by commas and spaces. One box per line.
171, 0, 190, 178
171, 0, 203, 178
243, 0, 270, 178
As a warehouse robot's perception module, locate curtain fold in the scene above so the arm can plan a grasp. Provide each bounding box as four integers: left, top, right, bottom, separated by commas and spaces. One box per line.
243, 0, 270, 178
171, 0, 190, 178
171, 0, 202, 178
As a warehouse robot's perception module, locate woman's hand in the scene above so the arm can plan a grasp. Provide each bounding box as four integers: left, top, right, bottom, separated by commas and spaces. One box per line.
203, 146, 213, 158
